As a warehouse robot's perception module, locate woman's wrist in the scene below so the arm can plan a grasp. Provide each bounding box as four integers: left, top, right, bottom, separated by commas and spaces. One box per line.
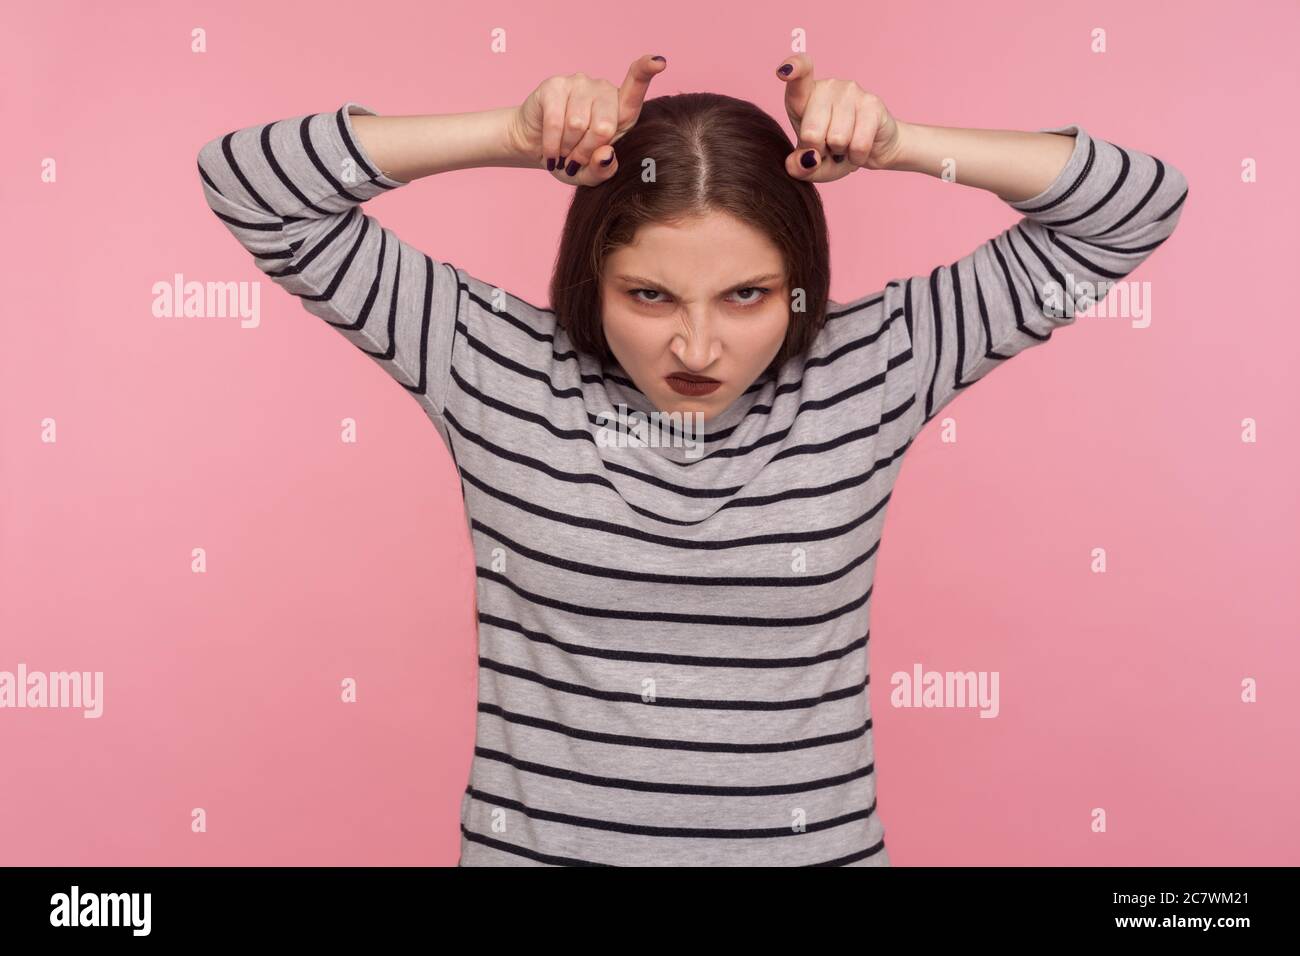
880, 119, 923, 174
496, 106, 543, 168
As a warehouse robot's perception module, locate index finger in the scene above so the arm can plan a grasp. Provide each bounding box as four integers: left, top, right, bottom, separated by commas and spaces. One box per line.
616, 54, 667, 130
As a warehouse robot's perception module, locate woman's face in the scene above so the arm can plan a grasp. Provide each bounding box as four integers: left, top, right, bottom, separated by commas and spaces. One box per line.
600, 211, 790, 424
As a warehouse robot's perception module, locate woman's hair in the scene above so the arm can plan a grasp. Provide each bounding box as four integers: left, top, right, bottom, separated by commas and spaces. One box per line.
549, 91, 831, 378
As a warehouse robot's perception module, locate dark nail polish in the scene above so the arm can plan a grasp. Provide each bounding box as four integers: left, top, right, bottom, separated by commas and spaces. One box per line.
600, 154, 613, 166
566, 159, 580, 176
651, 55, 666, 62
800, 149, 818, 168
546, 157, 556, 171
559, 154, 566, 166
833, 154, 845, 163
778, 63, 793, 76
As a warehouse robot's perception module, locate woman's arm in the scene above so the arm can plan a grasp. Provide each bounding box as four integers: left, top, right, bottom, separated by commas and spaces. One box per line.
348, 108, 530, 181
349, 55, 664, 184
882, 122, 1189, 427
883, 121, 1078, 203
774, 55, 1190, 430
196, 63, 661, 438
196, 102, 488, 428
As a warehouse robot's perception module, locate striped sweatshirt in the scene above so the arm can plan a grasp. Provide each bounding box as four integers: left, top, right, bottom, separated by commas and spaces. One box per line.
197, 101, 1188, 866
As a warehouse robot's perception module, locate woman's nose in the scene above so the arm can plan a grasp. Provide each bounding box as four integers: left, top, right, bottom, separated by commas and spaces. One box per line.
671, 312, 722, 366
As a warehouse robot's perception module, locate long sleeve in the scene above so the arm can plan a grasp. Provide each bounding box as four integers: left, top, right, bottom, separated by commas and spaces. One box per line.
196, 101, 464, 427
895, 124, 1189, 430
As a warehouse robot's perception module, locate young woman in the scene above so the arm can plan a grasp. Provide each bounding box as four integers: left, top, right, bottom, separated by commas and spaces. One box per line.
197, 53, 1188, 866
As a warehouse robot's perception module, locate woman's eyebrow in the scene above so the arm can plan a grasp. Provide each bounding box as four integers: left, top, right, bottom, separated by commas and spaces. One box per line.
614, 273, 783, 293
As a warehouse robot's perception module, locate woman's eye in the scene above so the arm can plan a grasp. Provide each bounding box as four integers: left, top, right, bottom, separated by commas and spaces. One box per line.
731, 287, 771, 305
627, 287, 772, 306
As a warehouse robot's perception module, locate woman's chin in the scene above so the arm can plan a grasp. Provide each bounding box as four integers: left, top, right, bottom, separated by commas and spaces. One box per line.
656, 394, 718, 420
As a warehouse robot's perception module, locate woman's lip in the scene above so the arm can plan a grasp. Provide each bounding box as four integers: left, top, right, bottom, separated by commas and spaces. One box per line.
665, 374, 720, 383
665, 375, 722, 396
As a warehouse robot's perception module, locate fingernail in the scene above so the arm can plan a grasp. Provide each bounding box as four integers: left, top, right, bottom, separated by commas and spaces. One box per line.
566, 159, 580, 176
778, 63, 793, 76
833, 154, 845, 163
559, 154, 567, 166
600, 154, 613, 166
546, 157, 556, 171
651, 55, 666, 63
800, 149, 818, 168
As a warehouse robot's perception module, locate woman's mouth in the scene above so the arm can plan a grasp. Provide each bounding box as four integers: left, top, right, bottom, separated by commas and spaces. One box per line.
665, 373, 721, 397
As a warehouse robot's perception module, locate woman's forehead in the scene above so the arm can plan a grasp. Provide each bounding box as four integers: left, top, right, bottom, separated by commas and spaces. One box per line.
604, 215, 785, 279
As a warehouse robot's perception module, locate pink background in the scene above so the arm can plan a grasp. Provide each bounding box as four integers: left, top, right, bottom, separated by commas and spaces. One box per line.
3, 0, 1296, 866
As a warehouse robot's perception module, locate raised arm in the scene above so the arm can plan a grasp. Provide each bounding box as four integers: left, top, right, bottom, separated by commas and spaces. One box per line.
884, 120, 1188, 427
775, 55, 1190, 432
195, 102, 522, 426
196, 59, 665, 440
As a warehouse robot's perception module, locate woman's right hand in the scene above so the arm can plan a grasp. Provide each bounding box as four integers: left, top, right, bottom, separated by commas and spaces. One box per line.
507, 54, 667, 186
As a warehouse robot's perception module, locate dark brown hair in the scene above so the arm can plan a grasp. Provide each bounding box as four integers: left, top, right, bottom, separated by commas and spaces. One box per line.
548, 91, 831, 379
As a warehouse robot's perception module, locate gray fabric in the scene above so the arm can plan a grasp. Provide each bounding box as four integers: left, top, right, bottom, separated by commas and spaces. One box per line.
198, 102, 1188, 866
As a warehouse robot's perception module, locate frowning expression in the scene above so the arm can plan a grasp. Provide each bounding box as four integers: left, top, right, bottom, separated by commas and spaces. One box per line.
600, 210, 790, 423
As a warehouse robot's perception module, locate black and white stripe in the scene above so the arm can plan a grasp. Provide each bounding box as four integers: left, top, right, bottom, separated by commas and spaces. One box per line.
199, 104, 1188, 866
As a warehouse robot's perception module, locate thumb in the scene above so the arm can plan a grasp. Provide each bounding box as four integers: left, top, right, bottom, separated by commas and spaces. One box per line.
785, 146, 822, 180
576, 144, 619, 185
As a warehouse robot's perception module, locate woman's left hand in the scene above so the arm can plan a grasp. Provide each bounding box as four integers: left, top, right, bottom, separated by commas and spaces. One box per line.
775, 54, 906, 182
